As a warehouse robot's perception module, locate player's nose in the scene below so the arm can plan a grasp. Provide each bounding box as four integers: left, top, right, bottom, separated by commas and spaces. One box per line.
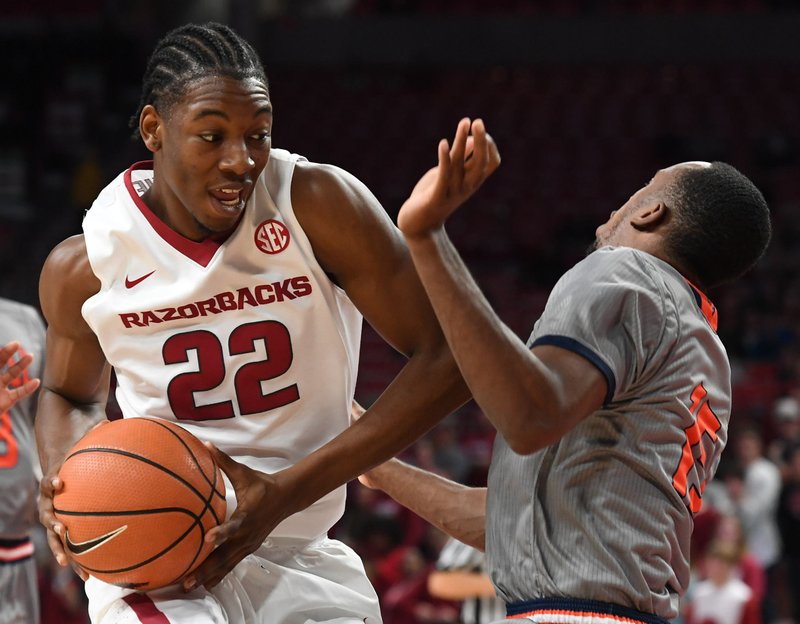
219, 139, 256, 176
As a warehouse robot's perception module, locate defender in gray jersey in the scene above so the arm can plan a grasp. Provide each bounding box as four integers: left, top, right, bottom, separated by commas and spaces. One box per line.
0, 298, 45, 624
364, 122, 771, 624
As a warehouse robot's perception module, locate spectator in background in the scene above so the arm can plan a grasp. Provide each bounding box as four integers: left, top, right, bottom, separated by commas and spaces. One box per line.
713, 513, 766, 611
729, 428, 782, 624
776, 443, 800, 624
767, 396, 800, 479
684, 540, 761, 624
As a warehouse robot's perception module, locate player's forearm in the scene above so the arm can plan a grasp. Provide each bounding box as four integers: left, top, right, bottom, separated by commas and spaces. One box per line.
35, 387, 107, 475
276, 347, 469, 517
367, 458, 486, 550
405, 231, 566, 454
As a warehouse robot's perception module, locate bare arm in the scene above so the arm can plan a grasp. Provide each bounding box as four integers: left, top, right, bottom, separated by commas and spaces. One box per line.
398, 119, 606, 455
362, 456, 486, 551
36, 234, 112, 566
278, 158, 472, 502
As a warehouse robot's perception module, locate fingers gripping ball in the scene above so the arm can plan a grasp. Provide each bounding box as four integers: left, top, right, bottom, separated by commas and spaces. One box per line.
53, 417, 227, 590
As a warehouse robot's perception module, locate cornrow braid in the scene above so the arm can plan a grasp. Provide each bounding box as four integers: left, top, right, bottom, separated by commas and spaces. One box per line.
129, 22, 268, 136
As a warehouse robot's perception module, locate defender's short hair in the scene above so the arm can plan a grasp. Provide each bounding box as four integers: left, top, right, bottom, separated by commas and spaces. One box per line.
663, 162, 771, 288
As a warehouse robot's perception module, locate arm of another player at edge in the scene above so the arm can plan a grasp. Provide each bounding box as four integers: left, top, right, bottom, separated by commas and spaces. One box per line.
361, 456, 487, 551
407, 236, 606, 454
36, 235, 113, 566
398, 120, 606, 455
359, 444, 495, 600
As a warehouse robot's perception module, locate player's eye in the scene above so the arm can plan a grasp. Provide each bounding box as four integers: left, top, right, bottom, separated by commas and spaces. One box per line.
199, 133, 221, 143
251, 131, 271, 142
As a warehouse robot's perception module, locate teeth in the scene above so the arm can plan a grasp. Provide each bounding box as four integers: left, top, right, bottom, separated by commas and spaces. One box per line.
216, 188, 241, 207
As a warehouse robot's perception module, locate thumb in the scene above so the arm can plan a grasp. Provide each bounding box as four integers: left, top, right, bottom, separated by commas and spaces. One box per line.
205, 442, 241, 479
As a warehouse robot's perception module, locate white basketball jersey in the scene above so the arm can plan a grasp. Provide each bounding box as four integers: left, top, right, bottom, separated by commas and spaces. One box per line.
81, 149, 363, 540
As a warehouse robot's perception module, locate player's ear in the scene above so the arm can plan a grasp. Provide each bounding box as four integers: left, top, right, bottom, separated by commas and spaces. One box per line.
140, 105, 163, 153
631, 201, 668, 231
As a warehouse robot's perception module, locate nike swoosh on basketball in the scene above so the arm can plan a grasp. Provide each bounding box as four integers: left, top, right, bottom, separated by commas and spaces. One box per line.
65, 526, 127, 556
125, 270, 156, 289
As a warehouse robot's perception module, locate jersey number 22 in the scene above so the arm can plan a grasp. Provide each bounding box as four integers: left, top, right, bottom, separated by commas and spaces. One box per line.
163, 320, 299, 421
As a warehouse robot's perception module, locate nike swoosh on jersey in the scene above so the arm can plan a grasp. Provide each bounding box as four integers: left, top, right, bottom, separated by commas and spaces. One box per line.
65, 525, 127, 556
125, 270, 156, 289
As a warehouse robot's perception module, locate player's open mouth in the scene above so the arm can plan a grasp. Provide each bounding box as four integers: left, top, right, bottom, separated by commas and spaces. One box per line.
209, 188, 246, 214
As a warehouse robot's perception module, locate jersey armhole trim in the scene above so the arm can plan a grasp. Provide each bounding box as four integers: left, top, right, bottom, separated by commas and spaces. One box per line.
531, 335, 615, 406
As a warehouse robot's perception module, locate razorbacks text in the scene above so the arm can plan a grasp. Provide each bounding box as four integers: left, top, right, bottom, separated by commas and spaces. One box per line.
119, 276, 312, 328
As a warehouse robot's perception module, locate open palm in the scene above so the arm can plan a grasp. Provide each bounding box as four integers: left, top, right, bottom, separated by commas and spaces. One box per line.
398, 117, 500, 239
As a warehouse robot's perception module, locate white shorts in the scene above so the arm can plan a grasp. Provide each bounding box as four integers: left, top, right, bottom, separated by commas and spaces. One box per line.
84, 535, 382, 624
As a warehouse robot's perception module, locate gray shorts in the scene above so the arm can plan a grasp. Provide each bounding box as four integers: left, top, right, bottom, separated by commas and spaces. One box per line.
0, 536, 39, 624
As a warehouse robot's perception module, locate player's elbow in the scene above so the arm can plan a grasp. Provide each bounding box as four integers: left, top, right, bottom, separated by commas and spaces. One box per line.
495, 398, 572, 455
503, 426, 553, 455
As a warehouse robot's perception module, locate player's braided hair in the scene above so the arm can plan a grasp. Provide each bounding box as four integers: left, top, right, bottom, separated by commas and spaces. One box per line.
129, 22, 268, 135
663, 162, 771, 288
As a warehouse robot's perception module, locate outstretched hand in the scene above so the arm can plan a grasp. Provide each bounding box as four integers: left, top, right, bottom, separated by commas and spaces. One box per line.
0, 341, 40, 413
398, 118, 500, 240
182, 444, 295, 591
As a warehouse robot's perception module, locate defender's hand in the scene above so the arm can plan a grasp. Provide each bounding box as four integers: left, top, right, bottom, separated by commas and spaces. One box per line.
0, 341, 40, 413
398, 118, 500, 240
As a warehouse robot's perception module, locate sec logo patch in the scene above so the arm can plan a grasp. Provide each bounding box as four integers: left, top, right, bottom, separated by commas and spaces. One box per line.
254, 219, 290, 254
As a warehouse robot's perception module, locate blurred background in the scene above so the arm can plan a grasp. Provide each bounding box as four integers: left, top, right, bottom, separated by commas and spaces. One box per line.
2, 1, 799, 623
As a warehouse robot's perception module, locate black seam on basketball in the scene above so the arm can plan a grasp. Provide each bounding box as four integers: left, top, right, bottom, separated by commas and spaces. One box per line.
212, 456, 225, 501
143, 419, 218, 489
55, 505, 210, 586
70, 508, 208, 577
175, 523, 208, 585
138, 419, 226, 504
54, 506, 200, 517
65, 447, 210, 504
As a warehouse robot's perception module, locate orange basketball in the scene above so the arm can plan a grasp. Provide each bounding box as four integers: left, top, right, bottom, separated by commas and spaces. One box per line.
53, 417, 227, 591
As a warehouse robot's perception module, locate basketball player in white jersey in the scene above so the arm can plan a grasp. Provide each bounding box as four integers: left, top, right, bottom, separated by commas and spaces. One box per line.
358, 132, 771, 624
0, 314, 43, 624
34, 22, 498, 624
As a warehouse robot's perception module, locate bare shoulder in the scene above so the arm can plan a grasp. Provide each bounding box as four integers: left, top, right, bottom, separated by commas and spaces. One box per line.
291, 160, 387, 227
290, 161, 406, 276
40, 235, 100, 335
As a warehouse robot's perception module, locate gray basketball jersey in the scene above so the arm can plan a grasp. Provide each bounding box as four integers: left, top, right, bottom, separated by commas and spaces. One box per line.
0, 297, 45, 539
486, 247, 730, 620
